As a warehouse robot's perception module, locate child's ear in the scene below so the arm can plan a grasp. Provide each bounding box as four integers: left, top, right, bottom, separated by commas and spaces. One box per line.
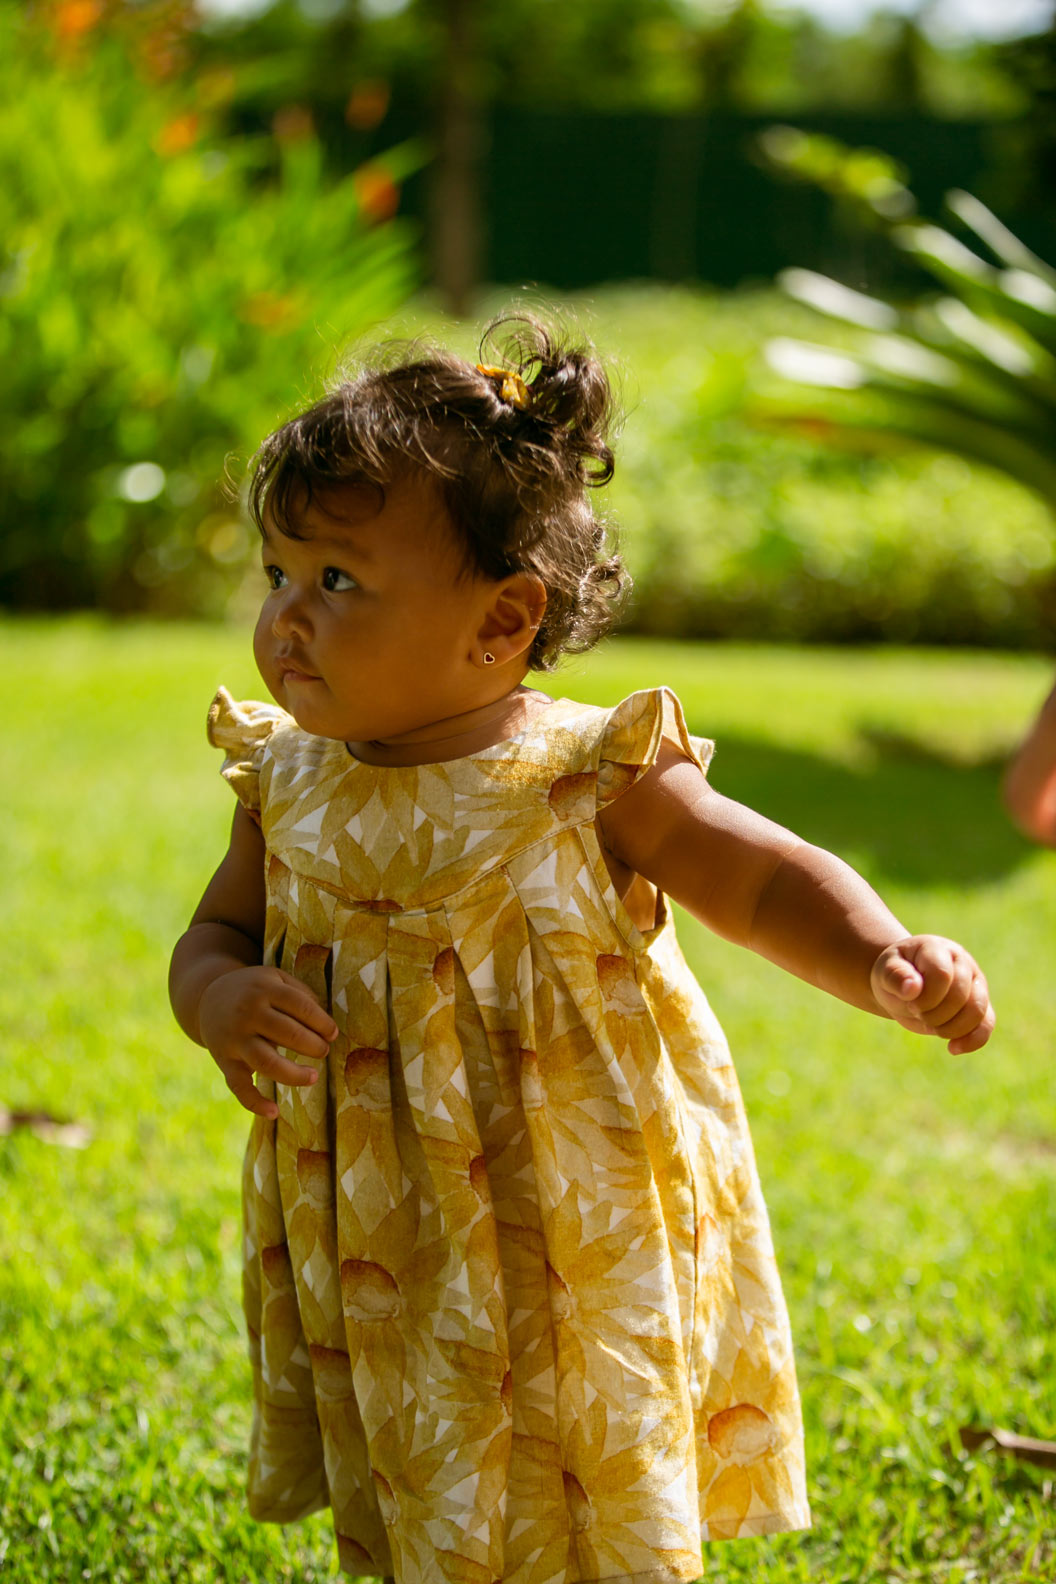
474, 573, 547, 667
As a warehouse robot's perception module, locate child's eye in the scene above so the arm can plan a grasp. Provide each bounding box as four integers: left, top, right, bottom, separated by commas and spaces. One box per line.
322, 566, 358, 592
264, 564, 287, 590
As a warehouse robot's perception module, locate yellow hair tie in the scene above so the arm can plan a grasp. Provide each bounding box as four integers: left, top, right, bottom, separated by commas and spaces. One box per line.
476, 363, 529, 411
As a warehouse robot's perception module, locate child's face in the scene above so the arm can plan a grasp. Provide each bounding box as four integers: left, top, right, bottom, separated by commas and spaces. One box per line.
253, 473, 500, 746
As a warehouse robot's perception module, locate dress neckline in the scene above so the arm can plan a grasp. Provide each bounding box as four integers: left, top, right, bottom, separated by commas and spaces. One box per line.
342, 693, 569, 772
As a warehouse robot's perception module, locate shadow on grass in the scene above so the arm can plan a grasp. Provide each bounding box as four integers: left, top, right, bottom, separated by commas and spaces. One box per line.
705, 727, 1033, 888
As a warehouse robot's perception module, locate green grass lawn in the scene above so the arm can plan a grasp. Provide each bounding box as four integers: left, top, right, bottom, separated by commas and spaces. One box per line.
2, 617, 1055, 1583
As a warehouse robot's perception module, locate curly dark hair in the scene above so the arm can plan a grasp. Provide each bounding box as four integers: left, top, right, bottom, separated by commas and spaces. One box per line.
248, 313, 629, 670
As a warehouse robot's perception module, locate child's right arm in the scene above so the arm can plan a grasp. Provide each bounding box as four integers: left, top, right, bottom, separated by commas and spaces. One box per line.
169, 803, 337, 1118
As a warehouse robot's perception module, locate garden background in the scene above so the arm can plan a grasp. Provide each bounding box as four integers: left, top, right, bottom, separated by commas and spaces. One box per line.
2, 1, 1056, 1580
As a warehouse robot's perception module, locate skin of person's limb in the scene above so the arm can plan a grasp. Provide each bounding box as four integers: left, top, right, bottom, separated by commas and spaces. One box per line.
598, 741, 995, 1055
1003, 676, 1056, 846
169, 803, 338, 1118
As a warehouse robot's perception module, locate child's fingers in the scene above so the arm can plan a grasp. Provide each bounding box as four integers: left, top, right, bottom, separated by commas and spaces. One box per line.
273, 971, 339, 1040
874, 950, 924, 1002
932, 999, 988, 1045
258, 1004, 333, 1061
217, 1058, 281, 1119
250, 1037, 320, 1088
947, 999, 996, 1055
874, 936, 995, 1048
899, 936, 957, 1012
910, 949, 977, 1026
933, 968, 994, 1047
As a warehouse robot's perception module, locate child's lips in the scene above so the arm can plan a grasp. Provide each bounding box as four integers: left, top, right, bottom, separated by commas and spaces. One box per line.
278, 657, 321, 684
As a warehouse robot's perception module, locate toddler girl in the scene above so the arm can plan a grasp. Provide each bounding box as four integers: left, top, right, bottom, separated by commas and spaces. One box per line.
169, 316, 994, 1584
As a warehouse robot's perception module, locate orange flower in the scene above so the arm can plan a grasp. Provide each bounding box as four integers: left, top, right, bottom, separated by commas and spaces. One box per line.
353, 163, 399, 224
55, 0, 104, 39
155, 112, 198, 157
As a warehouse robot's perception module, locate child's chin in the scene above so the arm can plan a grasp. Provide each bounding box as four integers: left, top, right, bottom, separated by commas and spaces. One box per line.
296, 716, 349, 742
282, 697, 348, 740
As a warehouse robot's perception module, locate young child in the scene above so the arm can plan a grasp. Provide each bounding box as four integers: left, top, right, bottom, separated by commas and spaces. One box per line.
169, 316, 994, 1584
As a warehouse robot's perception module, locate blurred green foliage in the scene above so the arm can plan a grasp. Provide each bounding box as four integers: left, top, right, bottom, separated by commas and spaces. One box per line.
199, 0, 1031, 121
0, 1, 418, 613
4, 3, 1054, 644
745, 128, 1056, 639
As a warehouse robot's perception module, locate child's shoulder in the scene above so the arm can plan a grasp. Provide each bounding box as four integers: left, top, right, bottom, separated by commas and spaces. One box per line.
556, 684, 711, 762
543, 685, 714, 805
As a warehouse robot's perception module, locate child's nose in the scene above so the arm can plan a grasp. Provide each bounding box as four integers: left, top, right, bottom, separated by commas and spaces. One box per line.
271, 587, 311, 640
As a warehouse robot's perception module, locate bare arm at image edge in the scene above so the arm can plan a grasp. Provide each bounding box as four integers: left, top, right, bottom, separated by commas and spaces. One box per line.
1003, 677, 1056, 846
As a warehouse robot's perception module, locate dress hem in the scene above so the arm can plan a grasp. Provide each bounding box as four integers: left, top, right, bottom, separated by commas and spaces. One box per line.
702, 1503, 813, 1542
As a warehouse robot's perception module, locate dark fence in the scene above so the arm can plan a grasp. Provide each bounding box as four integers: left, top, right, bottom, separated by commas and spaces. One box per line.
368, 108, 1052, 293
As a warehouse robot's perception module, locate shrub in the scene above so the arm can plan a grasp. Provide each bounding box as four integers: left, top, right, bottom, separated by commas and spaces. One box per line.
0, 3, 418, 614
742, 125, 1056, 641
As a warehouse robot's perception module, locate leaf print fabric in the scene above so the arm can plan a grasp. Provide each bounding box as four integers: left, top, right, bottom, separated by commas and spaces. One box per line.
208, 685, 811, 1584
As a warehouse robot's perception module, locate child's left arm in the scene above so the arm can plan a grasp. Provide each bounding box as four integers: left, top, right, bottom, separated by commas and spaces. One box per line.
598, 742, 994, 1053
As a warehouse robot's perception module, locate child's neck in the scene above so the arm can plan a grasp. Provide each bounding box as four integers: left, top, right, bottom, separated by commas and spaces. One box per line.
347, 685, 553, 768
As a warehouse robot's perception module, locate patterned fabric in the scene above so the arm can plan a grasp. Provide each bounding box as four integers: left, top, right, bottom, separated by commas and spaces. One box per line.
208, 685, 810, 1584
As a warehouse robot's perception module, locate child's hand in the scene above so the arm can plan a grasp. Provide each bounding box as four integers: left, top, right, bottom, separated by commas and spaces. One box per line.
197, 966, 338, 1118
870, 936, 994, 1054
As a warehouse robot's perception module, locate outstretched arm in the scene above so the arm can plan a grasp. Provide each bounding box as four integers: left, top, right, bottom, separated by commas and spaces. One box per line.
1003, 677, 1056, 846
598, 742, 994, 1054
169, 803, 337, 1117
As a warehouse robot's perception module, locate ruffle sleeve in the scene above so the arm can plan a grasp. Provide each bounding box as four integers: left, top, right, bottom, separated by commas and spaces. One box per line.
207, 686, 289, 818
595, 686, 714, 811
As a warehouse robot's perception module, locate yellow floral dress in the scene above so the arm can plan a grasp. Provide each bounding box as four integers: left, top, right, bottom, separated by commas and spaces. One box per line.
208, 684, 810, 1584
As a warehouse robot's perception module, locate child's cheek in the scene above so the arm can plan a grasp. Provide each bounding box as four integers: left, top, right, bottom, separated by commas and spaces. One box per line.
252, 610, 281, 700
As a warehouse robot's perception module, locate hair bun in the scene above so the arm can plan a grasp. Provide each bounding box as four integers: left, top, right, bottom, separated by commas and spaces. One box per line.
478, 315, 616, 488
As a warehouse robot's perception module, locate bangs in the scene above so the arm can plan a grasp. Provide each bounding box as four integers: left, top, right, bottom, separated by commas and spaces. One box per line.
253, 453, 387, 542
249, 398, 395, 540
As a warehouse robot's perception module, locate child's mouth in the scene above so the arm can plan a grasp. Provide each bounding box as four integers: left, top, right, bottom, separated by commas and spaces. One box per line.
280, 661, 321, 684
